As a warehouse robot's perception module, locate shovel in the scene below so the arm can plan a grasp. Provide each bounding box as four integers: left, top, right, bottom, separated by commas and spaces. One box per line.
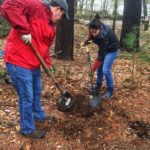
81, 42, 101, 109
87, 51, 101, 109
29, 43, 74, 112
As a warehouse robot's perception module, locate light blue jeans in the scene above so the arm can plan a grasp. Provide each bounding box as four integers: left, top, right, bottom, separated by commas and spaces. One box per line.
96, 50, 118, 93
6, 63, 46, 134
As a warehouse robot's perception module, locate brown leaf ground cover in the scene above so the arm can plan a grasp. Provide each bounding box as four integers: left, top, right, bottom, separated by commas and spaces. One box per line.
0, 24, 150, 150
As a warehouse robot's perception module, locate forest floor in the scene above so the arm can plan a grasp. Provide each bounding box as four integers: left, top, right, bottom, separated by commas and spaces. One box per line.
0, 23, 150, 150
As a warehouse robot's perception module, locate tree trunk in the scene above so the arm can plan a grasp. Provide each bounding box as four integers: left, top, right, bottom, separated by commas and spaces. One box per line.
90, 0, 95, 20
100, 0, 103, 10
103, 0, 106, 10
112, 0, 118, 32
143, 0, 149, 31
85, 0, 88, 12
120, 0, 142, 49
74, 0, 78, 15
79, 0, 84, 14
55, 0, 74, 60
105, 0, 109, 11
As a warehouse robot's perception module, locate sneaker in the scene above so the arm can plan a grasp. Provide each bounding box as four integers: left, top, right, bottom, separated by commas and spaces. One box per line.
101, 90, 113, 100
35, 115, 55, 123
20, 130, 46, 139
87, 84, 101, 94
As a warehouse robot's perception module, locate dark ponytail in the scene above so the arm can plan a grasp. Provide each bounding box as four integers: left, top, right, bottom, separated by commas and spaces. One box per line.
89, 14, 102, 29
94, 14, 100, 20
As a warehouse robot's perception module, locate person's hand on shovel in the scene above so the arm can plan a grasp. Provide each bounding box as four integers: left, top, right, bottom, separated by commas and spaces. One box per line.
21, 34, 32, 44
80, 41, 92, 48
80, 42, 85, 48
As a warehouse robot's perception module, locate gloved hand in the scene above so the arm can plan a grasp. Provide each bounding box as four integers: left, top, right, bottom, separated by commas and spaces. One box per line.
80, 42, 85, 48
80, 41, 92, 48
92, 60, 102, 72
84, 40, 92, 45
21, 34, 32, 44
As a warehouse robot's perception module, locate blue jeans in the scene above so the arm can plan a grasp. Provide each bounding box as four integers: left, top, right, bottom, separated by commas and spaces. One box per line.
6, 63, 46, 134
0, 51, 4, 58
96, 50, 118, 92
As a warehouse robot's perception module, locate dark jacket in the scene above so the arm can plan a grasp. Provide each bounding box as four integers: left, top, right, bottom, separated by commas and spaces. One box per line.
86, 23, 119, 61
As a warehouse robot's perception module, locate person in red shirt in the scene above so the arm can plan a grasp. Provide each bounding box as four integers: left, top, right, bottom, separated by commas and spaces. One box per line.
0, 0, 69, 138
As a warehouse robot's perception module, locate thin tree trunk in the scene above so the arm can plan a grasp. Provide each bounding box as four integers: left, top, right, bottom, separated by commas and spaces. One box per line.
112, 0, 118, 32
79, 0, 84, 14
100, 0, 103, 10
143, 0, 149, 31
105, 0, 109, 11
120, 0, 142, 49
85, 0, 88, 11
74, 0, 78, 15
55, 0, 74, 60
90, 0, 95, 20
103, 0, 107, 10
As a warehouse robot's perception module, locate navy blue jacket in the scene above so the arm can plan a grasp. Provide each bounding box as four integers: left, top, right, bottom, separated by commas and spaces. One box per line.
86, 24, 120, 61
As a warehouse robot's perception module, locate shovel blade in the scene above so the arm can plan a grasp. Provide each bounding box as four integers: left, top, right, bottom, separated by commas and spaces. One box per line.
57, 91, 74, 112
89, 94, 101, 109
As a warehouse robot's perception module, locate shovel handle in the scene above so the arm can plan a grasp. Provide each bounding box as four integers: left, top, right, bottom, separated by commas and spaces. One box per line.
29, 43, 63, 94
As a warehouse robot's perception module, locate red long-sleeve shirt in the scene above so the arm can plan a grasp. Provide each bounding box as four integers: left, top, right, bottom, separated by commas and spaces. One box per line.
0, 0, 56, 69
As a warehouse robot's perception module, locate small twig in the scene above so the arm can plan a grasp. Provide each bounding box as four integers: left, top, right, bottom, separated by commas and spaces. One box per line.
50, 50, 62, 57
0, 103, 17, 107
110, 145, 118, 150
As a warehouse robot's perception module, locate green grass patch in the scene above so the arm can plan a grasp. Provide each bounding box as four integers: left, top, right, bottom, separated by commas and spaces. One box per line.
0, 16, 10, 38
0, 70, 7, 78
139, 50, 150, 63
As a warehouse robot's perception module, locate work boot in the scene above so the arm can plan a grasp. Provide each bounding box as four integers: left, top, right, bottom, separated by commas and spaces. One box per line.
101, 87, 113, 100
20, 130, 46, 139
35, 115, 55, 123
87, 84, 101, 94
